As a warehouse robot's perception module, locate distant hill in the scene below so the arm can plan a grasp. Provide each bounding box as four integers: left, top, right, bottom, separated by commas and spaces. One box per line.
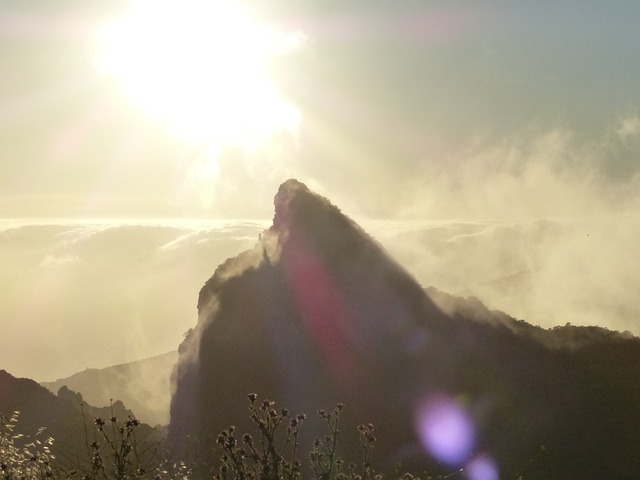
170, 179, 640, 480
0, 369, 161, 470
41, 351, 177, 426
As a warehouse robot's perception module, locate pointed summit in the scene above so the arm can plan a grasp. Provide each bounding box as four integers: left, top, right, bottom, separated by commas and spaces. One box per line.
272, 179, 352, 234
171, 179, 448, 468
272, 178, 313, 230
271, 179, 436, 322
272, 179, 371, 253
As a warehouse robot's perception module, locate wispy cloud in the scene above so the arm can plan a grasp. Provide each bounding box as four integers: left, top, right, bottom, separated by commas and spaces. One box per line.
0, 220, 265, 381
614, 113, 640, 142
377, 121, 640, 335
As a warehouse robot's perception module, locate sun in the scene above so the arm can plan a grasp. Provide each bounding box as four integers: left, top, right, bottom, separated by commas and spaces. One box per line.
95, 0, 301, 151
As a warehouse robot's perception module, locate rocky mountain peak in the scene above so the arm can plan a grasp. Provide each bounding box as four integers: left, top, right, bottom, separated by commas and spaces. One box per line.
170, 180, 640, 479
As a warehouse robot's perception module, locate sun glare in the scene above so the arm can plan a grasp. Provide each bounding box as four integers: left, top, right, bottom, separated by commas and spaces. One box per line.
95, 0, 301, 150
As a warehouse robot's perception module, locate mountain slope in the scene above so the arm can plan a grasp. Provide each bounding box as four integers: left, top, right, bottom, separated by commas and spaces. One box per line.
0, 370, 160, 469
169, 179, 640, 480
41, 351, 177, 426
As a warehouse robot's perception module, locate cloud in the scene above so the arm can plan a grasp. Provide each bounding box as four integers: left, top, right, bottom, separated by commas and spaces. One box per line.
375, 121, 640, 335
398, 125, 640, 220
0, 220, 265, 381
614, 113, 640, 141
3, 119, 639, 384
38, 254, 82, 269
376, 216, 640, 335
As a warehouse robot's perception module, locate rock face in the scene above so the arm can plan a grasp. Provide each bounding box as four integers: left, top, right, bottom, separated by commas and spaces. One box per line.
169, 179, 640, 479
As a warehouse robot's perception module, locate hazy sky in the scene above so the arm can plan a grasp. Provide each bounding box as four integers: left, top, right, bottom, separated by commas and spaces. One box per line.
1, 1, 640, 380
1, 0, 639, 219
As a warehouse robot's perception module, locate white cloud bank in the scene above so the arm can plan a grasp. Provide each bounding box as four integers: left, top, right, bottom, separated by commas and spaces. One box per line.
375, 122, 640, 336
2, 120, 639, 381
0, 220, 267, 381
374, 216, 640, 336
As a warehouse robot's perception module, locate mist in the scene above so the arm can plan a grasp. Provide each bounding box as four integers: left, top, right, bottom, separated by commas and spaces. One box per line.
2, 163, 638, 385
374, 120, 640, 336
0, 219, 267, 381
3, 113, 640, 382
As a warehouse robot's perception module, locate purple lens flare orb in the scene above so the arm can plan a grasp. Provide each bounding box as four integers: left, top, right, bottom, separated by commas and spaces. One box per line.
415, 394, 500, 478
466, 455, 499, 480
414, 394, 475, 466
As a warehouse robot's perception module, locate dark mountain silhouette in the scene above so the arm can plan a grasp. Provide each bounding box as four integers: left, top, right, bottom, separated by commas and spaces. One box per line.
41, 351, 177, 426
0, 369, 161, 469
170, 179, 640, 480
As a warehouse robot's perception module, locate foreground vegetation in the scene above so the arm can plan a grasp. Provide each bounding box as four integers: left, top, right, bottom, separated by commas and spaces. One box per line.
0, 395, 453, 480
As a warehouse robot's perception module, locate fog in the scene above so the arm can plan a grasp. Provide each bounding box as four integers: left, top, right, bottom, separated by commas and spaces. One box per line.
0, 219, 267, 381
375, 121, 640, 336
2, 167, 638, 383
376, 216, 640, 336
2, 121, 639, 381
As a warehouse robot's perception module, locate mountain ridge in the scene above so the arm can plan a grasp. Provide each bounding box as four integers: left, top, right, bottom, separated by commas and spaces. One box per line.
170, 179, 640, 479
3, 179, 638, 478
426, 286, 637, 349
0, 369, 161, 468
41, 350, 177, 426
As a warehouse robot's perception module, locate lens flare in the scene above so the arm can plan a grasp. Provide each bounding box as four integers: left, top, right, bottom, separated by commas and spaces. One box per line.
281, 236, 360, 390
415, 395, 475, 466
466, 455, 499, 480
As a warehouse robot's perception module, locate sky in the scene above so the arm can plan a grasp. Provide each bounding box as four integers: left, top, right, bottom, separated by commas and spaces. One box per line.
1, 0, 640, 380
2, 0, 640, 219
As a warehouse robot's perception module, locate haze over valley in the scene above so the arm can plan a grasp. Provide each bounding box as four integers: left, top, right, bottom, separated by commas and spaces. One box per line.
1, 211, 638, 382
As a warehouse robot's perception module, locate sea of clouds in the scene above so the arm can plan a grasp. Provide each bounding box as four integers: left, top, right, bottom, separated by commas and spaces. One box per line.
1, 209, 638, 382
0, 219, 267, 381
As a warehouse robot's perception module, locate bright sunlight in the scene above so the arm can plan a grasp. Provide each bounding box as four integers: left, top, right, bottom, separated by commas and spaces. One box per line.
95, 0, 302, 151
